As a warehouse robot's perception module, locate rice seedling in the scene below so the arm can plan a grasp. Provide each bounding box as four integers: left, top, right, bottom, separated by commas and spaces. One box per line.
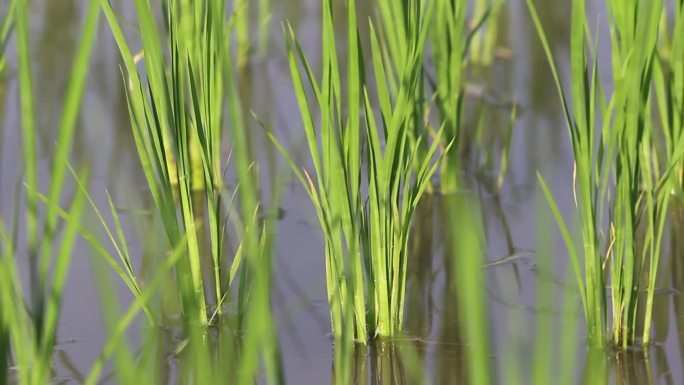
606, 0, 681, 348
427, 0, 467, 192
528, 0, 682, 348
377, 0, 489, 193
374, 0, 429, 163
271, 0, 443, 342
98, 0, 270, 326
98, 0, 208, 324
373, 0, 514, 196
96, 0, 285, 380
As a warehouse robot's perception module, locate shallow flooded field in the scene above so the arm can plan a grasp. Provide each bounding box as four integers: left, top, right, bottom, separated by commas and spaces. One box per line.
2, 0, 684, 384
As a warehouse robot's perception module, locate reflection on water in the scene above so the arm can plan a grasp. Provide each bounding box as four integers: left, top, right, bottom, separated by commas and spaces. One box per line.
672, 200, 684, 383
511, 0, 570, 187
405, 195, 436, 336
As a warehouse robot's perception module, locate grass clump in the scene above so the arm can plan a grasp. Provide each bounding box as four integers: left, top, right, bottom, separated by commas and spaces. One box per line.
99, 0, 283, 378
98, 0, 271, 326
428, 0, 468, 191
272, 0, 443, 342
376, 0, 477, 193
529, 0, 682, 348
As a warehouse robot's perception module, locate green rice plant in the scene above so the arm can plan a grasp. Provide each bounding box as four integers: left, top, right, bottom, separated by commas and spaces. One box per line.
99, 0, 208, 324
529, 0, 681, 347
604, 0, 677, 348
376, 0, 502, 193
377, 0, 475, 195
374, 0, 431, 99
364, 0, 443, 340
99, 0, 284, 376
98, 0, 267, 325
374, 0, 413, 97
428, 0, 467, 192
271, 0, 443, 342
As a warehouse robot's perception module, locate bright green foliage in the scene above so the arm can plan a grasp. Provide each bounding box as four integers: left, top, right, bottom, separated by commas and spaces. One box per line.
529, 0, 682, 348
429, 0, 468, 191
375, 0, 429, 99
364, 0, 443, 340
97, 0, 283, 381
375, 0, 469, 193
375, 0, 508, 194
272, 0, 443, 341
603, 0, 675, 348
98, 0, 260, 325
